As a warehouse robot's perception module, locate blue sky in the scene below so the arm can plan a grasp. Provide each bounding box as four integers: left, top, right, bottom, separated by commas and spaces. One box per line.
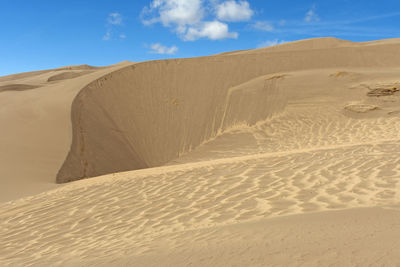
1, 0, 399, 76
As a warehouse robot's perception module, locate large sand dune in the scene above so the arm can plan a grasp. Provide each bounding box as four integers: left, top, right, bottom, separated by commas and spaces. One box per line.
2, 37, 400, 265
58, 37, 400, 182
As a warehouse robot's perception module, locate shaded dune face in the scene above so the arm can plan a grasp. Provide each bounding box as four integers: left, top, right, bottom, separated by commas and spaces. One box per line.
47, 71, 93, 82
57, 41, 400, 183
0, 84, 41, 92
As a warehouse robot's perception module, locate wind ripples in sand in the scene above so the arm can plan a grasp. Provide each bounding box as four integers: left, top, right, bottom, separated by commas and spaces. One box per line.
1, 139, 400, 265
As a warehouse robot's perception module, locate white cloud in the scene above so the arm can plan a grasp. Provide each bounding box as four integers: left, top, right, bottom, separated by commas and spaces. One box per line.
103, 12, 124, 41
103, 30, 111, 40
149, 43, 179, 54
251, 21, 274, 32
142, 0, 204, 30
141, 0, 242, 40
258, 39, 287, 48
278, 19, 286, 26
216, 0, 253, 22
107, 12, 123, 25
304, 6, 319, 22
184, 20, 238, 40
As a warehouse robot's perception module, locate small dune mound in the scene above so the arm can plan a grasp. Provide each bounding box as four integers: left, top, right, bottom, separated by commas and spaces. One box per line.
265, 73, 288, 80
47, 71, 92, 82
388, 110, 400, 115
333, 71, 349, 77
0, 84, 40, 92
344, 103, 379, 113
367, 87, 399, 97
263, 37, 353, 51
330, 71, 362, 79
55, 64, 98, 71
330, 71, 351, 78
218, 37, 355, 56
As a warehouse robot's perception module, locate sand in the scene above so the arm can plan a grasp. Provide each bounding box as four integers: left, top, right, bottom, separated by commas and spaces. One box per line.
57, 37, 400, 182
0, 62, 133, 202
1, 37, 400, 266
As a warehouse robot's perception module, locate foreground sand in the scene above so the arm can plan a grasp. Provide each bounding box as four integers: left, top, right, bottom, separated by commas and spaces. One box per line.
81, 207, 400, 266
1, 38, 400, 266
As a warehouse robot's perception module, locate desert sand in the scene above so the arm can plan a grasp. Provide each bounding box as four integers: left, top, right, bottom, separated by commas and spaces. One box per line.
1, 37, 400, 266
0, 61, 133, 201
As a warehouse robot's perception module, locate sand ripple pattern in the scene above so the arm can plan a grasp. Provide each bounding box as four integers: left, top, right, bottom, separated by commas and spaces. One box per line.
1, 140, 400, 265
173, 105, 400, 162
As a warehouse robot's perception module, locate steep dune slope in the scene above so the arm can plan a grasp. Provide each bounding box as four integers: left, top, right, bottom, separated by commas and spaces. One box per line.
58, 37, 400, 182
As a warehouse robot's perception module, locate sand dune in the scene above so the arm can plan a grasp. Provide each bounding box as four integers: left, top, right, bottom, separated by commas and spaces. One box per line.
1, 139, 400, 265
58, 37, 400, 183
113, 207, 400, 267
0, 84, 41, 92
0, 64, 98, 83
1, 38, 400, 266
47, 71, 93, 82
0, 62, 133, 202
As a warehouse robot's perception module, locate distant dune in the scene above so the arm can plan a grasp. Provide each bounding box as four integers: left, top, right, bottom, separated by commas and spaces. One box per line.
47, 71, 93, 82
0, 61, 133, 201
2, 38, 400, 266
0, 84, 41, 92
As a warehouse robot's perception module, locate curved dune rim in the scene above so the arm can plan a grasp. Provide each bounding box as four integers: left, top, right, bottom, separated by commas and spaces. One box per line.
55, 37, 400, 183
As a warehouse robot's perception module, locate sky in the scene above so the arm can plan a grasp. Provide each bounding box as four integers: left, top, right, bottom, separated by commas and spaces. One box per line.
1, 0, 400, 76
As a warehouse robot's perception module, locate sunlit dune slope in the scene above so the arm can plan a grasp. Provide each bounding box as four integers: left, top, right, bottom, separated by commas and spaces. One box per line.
0, 62, 133, 201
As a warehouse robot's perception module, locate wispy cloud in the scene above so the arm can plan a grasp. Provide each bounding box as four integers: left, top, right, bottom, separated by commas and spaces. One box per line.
103, 12, 126, 41
103, 30, 111, 41
148, 43, 178, 54
251, 21, 274, 32
258, 39, 287, 48
304, 5, 319, 23
141, 0, 253, 41
107, 12, 123, 25
263, 11, 400, 40
325, 12, 400, 26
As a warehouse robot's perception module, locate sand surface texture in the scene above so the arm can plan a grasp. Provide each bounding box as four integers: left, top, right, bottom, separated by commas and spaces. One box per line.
1, 38, 400, 266
0, 62, 133, 202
